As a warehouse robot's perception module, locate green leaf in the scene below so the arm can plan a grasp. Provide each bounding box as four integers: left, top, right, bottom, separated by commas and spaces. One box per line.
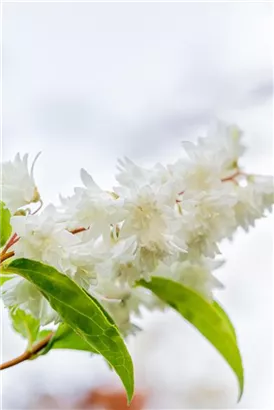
0, 274, 14, 286
27, 329, 53, 360
43, 323, 97, 353
0, 201, 12, 247
139, 277, 244, 401
6, 258, 134, 402
212, 301, 237, 341
36, 329, 53, 342
10, 307, 40, 348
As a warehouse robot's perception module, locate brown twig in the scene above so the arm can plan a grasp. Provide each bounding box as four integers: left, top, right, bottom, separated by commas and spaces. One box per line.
32, 199, 43, 215
1, 233, 18, 255
70, 227, 87, 235
0, 251, 15, 264
221, 170, 241, 183
0, 332, 54, 370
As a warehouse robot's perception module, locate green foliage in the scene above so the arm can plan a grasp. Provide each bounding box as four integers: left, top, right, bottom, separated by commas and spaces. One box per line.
0, 274, 14, 286
36, 329, 53, 342
42, 323, 97, 354
6, 258, 134, 403
139, 277, 244, 400
0, 201, 12, 247
10, 307, 40, 348
212, 301, 237, 341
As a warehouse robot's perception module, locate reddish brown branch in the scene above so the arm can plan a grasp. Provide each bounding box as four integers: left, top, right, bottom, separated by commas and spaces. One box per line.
0, 332, 54, 370
221, 170, 241, 183
1, 233, 18, 255
32, 199, 43, 215
0, 251, 15, 264
70, 227, 87, 235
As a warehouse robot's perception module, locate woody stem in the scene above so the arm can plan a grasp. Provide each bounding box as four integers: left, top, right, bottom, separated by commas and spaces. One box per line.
0, 332, 54, 370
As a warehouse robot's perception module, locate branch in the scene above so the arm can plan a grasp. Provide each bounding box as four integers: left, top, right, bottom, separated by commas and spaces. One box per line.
31, 199, 43, 215
70, 227, 87, 234
1, 233, 18, 255
0, 251, 15, 264
221, 170, 241, 183
0, 332, 54, 370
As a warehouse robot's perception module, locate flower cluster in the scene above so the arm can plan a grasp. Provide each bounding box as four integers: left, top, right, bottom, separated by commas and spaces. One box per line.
1, 122, 273, 333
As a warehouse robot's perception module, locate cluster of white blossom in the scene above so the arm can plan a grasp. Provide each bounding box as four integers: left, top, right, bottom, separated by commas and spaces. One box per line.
1, 122, 273, 334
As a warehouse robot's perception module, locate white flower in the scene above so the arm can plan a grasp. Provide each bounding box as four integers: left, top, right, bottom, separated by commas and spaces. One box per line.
96, 281, 161, 335
178, 188, 237, 257
233, 185, 261, 231
0, 153, 41, 213
94, 236, 140, 285
10, 205, 79, 272
252, 175, 274, 212
155, 257, 224, 300
121, 189, 166, 248
1, 276, 58, 325
171, 154, 223, 193
116, 158, 180, 204
60, 169, 125, 241
233, 175, 274, 231
120, 185, 183, 252
64, 237, 109, 289
196, 121, 246, 172
86, 274, 136, 333
116, 157, 152, 190
173, 259, 223, 301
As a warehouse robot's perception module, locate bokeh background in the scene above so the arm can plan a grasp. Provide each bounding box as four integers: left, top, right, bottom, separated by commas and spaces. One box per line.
1, 1, 273, 409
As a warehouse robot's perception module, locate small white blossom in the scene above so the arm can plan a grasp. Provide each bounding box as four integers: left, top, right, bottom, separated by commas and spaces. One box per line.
1, 276, 58, 325
233, 175, 274, 231
121, 185, 184, 250
178, 189, 237, 257
10, 205, 79, 272
252, 175, 274, 212
116, 157, 152, 190
166, 258, 223, 301
181, 264, 223, 301
60, 169, 125, 241
1, 153, 41, 213
196, 122, 246, 172
64, 237, 109, 288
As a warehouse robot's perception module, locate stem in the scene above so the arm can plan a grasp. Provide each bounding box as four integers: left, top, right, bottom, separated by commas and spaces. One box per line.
70, 227, 87, 235
0, 251, 15, 264
221, 170, 241, 183
32, 199, 43, 215
0, 332, 54, 370
1, 233, 18, 255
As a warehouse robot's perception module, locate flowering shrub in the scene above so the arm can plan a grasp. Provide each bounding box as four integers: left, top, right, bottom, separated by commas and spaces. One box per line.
0, 122, 273, 402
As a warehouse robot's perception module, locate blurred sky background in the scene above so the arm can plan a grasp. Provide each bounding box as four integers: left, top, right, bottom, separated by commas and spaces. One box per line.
1, 1, 273, 409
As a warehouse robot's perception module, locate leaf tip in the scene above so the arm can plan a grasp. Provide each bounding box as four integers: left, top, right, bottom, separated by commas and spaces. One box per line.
126, 387, 135, 406
237, 371, 244, 403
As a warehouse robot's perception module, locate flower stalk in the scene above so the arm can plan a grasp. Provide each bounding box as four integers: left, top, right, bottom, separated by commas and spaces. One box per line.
0, 332, 54, 370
